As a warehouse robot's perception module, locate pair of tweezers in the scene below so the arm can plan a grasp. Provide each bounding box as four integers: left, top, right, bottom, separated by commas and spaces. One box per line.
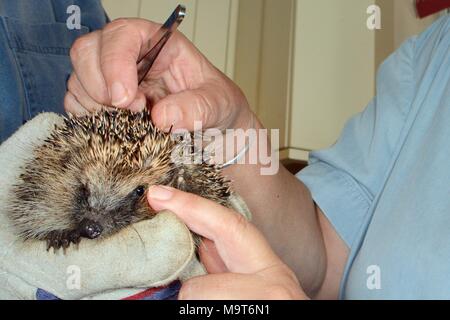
137, 5, 186, 84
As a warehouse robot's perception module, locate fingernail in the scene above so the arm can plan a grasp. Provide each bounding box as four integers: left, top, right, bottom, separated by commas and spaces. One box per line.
162, 105, 182, 131
148, 185, 174, 201
110, 82, 128, 106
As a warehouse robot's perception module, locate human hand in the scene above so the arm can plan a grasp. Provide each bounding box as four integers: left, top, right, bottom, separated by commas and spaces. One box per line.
65, 18, 254, 131
147, 185, 308, 300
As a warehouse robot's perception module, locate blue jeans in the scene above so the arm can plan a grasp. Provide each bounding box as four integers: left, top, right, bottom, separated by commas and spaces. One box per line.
0, 0, 107, 143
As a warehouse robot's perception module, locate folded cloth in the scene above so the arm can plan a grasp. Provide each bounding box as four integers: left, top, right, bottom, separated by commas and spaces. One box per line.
36, 281, 182, 300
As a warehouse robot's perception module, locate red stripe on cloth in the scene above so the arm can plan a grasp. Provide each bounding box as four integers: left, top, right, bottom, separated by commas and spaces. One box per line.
121, 285, 171, 300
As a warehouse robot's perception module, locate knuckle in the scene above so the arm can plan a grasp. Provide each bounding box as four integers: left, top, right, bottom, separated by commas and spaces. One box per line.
66, 75, 81, 98
63, 93, 72, 111
178, 192, 200, 211
102, 18, 139, 45
66, 74, 76, 91
70, 34, 93, 61
64, 93, 85, 115
105, 18, 131, 32
226, 212, 249, 236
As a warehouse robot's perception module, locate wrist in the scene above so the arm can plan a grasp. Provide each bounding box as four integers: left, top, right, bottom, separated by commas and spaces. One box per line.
206, 112, 265, 168
223, 79, 255, 131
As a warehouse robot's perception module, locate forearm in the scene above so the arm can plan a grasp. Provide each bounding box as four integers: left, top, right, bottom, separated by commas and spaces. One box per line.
222, 118, 327, 296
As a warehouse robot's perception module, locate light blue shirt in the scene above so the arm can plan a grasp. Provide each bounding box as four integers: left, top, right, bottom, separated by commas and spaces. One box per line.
298, 15, 450, 299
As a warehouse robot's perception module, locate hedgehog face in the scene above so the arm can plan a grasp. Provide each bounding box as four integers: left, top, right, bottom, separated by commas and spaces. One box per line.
67, 151, 173, 240
71, 176, 149, 239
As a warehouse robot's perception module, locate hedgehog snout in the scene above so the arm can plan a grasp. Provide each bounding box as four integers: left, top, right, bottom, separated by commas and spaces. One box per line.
78, 218, 103, 239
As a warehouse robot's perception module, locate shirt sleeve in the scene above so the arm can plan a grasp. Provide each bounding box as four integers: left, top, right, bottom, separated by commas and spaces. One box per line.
297, 36, 416, 249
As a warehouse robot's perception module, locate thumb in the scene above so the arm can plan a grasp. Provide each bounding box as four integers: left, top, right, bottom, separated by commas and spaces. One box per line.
147, 186, 281, 273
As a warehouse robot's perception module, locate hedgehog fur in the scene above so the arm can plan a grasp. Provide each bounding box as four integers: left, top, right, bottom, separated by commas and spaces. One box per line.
6, 109, 231, 251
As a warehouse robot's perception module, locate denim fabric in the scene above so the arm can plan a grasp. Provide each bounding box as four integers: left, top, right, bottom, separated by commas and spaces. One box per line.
0, 0, 107, 143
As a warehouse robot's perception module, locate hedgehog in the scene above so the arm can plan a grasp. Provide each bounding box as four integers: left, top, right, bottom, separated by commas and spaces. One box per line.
6, 109, 232, 251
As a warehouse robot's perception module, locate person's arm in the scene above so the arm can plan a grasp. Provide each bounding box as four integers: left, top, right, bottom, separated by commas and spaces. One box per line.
65, 18, 349, 297
228, 164, 349, 298
222, 116, 348, 297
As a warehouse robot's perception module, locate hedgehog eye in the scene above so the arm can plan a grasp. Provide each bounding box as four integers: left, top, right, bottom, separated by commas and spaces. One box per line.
79, 184, 90, 200
134, 186, 146, 197
75, 183, 90, 207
